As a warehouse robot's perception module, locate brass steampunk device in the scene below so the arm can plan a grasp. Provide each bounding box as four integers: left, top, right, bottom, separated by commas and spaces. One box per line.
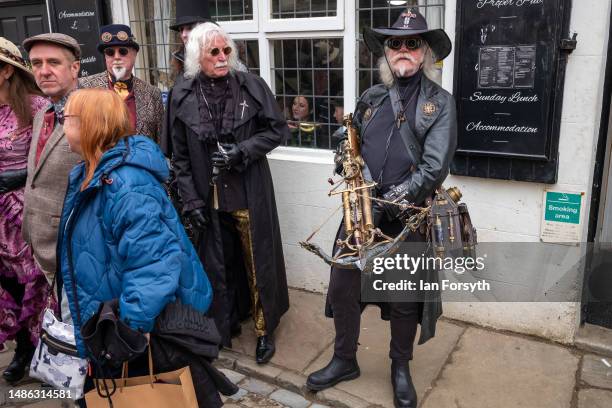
300, 114, 477, 270
329, 114, 392, 257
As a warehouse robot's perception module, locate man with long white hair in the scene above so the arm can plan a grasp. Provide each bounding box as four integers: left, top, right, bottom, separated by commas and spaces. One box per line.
306, 8, 457, 408
79, 24, 163, 143
168, 22, 290, 364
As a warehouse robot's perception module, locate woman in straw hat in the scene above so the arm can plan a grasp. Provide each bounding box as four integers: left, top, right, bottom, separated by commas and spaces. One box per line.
0, 37, 51, 383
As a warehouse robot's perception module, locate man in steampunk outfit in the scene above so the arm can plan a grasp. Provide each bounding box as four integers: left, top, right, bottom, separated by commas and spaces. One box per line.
79, 24, 163, 143
306, 9, 457, 408
169, 22, 289, 364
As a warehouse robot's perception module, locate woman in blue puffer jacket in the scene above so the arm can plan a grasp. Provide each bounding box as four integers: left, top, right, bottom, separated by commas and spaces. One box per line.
56, 89, 212, 361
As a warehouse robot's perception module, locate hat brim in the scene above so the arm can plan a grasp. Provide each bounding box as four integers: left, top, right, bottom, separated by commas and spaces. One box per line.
363, 26, 452, 62
0, 55, 33, 78
97, 42, 140, 53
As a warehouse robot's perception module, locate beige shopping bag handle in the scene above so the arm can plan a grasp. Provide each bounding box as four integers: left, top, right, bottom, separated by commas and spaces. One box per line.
120, 347, 155, 391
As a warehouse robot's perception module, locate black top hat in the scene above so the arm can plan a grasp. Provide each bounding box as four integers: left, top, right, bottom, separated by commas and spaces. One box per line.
363, 8, 451, 62
170, 0, 214, 31
97, 24, 139, 52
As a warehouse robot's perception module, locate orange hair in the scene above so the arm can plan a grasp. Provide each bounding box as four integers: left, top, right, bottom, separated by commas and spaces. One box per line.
65, 89, 133, 190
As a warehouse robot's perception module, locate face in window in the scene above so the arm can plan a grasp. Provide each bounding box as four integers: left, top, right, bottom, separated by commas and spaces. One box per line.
385, 36, 426, 78
292, 96, 310, 121
29, 43, 80, 102
199, 35, 231, 78
334, 105, 344, 124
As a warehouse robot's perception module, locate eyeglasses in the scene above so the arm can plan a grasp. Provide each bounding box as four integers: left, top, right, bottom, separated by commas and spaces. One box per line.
385, 37, 423, 51
58, 114, 79, 126
210, 46, 232, 57
104, 47, 129, 57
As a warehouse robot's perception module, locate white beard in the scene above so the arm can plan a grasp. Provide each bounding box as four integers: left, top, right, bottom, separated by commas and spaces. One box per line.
111, 66, 128, 80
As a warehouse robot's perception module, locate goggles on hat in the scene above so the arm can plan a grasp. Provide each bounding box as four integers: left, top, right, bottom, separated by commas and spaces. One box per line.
385, 37, 423, 51
210, 46, 232, 57
100, 31, 135, 43
104, 47, 130, 57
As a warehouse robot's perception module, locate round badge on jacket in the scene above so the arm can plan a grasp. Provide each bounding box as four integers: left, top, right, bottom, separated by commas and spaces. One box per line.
423, 102, 437, 115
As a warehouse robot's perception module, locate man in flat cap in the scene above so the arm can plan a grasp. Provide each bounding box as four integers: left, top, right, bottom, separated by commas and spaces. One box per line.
306, 8, 457, 408
20, 33, 82, 287
79, 24, 163, 143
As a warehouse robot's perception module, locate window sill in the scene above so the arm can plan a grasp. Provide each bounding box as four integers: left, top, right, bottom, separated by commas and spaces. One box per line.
268, 146, 335, 165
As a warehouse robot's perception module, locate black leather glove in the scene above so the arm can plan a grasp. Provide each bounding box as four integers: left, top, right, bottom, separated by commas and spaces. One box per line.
0, 169, 27, 194
211, 143, 243, 169
186, 207, 209, 231
381, 183, 411, 221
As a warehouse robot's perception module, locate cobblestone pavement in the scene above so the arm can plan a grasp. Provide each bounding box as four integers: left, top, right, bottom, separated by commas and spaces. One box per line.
0, 342, 326, 408
219, 368, 327, 408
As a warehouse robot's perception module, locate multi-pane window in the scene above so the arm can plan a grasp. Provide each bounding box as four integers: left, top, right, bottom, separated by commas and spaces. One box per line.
271, 0, 337, 19
234, 40, 260, 76
211, 0, 254, 21
357, 0, 445, 95
271, 38, 344, 150
128, 0, 177, 91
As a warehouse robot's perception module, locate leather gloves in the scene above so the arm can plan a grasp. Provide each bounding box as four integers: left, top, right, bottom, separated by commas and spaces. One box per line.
211, 143, 243, 169
380, 183, 411, 221
186, 207, 209, 231
0, 169, 27, 194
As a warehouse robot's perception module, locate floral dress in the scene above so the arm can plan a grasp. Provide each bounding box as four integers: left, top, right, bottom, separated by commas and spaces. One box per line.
0, 95, 50, 346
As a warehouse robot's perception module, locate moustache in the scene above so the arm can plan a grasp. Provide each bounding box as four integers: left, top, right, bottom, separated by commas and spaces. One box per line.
215, 62, 228, 68
391, 53, 416, 63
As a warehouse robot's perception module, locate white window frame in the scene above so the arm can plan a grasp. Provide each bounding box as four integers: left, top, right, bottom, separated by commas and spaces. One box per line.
261, 0, 345, 32
216, 0, 260, 33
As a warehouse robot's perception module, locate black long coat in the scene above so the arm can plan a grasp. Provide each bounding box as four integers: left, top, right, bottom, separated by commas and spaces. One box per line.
168, 71, 290, 346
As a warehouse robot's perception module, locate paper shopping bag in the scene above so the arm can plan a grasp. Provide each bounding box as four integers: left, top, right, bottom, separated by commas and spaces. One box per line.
84, 365, 198, 408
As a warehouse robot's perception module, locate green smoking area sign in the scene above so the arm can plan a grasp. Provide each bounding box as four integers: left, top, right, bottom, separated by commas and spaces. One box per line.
544, 192, 582, 224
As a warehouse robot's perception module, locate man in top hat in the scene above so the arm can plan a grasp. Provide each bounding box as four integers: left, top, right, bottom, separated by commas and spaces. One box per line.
20, 33, 82, 283
79, 24, 163, 143
306, 8, 457, 408
169, 0, 214, 67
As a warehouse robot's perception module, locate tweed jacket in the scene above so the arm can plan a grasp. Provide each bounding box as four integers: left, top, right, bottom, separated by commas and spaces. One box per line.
22, 104, 82, 282
79, 72, 163, 144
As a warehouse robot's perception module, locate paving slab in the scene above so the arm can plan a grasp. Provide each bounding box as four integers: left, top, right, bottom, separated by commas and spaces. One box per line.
304, 307, 464, 408
578, 388, 612, 408
269, 389, 310, 408
421, 327, 579, 408
220, 368, 246, 385
240, 377, 277, 396
575, 323, 612, 357
230, 290, 334, 372
580, 354, 612, 389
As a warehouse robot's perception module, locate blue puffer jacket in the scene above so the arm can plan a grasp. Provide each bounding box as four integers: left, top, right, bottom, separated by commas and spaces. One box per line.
57, 135, 212, 357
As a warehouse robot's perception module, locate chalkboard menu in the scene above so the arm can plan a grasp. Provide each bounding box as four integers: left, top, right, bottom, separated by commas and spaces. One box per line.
48, 0, 106, 77
452, 0, 574, 183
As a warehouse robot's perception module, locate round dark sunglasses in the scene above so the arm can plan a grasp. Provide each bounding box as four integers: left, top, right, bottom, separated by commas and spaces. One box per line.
210, 46, 232, 57
385, 37, 423, 51
104, 47, 129, 57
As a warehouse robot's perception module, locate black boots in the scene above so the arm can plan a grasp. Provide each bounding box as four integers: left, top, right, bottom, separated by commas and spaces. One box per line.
306, 354, 360, 391
391, 360, 417, 408
255, 335, 275, 364
2, 347, 35, 383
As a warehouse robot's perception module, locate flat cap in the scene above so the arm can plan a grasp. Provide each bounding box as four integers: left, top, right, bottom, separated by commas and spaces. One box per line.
22, 33, 81, 59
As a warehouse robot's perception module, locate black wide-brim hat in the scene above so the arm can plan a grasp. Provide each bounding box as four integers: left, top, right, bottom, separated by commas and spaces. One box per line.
170, 0, 214, 31
97, 24, 139, 52
363, 8, 452, 62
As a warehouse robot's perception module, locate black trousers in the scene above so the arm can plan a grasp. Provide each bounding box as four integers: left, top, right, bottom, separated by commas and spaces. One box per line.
0, 275, 35, 352
328, 218, 420, 362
